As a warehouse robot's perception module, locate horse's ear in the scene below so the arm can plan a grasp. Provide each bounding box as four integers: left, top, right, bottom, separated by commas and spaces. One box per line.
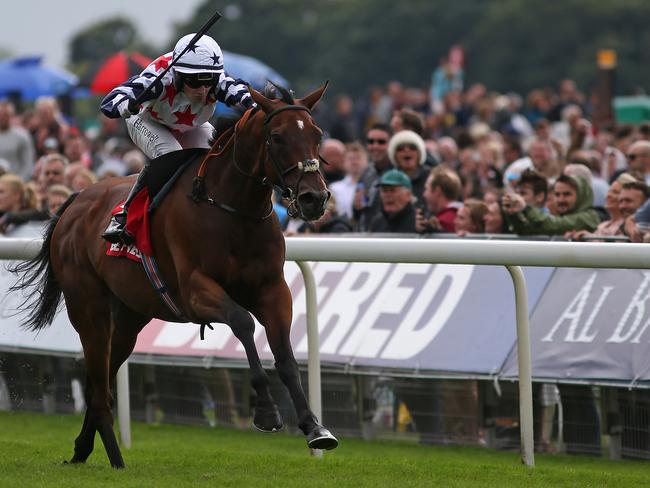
249, 85, 274, 113
299, 81, 329, 110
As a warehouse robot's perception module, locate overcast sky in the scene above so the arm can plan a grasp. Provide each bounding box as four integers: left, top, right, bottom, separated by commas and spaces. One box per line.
2, 0, 205, 67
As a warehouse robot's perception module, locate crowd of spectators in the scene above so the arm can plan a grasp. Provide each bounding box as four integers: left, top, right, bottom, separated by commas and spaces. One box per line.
0, 76, 649, 244
296, 78, 650, 244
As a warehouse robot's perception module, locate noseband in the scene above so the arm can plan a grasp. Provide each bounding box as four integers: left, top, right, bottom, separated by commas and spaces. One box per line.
259, 105, 323, 217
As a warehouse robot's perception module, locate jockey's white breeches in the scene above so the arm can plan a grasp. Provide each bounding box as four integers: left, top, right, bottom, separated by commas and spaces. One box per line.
126, 114, 214, 160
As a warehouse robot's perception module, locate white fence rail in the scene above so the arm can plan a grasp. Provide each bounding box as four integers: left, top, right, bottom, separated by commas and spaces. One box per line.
3, 236, 650, 467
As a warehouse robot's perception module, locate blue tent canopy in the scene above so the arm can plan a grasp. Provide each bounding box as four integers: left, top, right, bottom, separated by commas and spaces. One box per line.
222, 51, 288, 90
0, 56, 78, 101
215, 51, 289, 118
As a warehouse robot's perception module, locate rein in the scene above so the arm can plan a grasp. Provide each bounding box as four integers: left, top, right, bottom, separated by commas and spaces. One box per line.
189, 104, 321, 220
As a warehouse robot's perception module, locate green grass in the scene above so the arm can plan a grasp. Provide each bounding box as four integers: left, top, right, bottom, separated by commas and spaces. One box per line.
1, 412, 649, 487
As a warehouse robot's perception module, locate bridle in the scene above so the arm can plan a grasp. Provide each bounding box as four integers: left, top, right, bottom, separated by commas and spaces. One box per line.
233, 104, 324, 218
190, 104, 325, 220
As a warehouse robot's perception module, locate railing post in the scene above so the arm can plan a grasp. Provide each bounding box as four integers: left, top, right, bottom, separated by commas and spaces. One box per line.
506, 265, 534, 467
295, 261, 323, 458
116, 361, 131, 449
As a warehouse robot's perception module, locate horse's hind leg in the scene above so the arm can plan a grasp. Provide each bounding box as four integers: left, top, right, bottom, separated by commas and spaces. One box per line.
67, 376, 96, 464
189, 272, 283, 432
254, 282, 338, 450
66, 290, 125, 468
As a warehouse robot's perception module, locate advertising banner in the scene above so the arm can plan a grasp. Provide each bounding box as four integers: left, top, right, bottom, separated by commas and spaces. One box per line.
501, 268, 650, 382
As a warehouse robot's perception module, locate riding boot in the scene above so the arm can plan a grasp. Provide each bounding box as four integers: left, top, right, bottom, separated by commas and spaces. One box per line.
102, 165, 150, 245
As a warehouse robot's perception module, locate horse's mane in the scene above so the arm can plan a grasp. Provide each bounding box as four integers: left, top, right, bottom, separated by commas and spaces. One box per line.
209, 82, 295, 145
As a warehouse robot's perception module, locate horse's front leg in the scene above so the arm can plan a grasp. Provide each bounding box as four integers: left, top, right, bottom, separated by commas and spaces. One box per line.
254, 281, 338, 450
186, 270, 283, 432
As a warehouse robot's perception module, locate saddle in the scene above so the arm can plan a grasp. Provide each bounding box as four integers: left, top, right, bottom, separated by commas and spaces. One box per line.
108, 148, 207, 258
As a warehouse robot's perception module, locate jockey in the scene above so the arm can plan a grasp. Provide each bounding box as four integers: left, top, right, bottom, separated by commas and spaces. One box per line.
100, 33, 254, 244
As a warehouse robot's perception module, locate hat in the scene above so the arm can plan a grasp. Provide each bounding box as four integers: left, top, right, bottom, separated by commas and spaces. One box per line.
387, 130, 427, 166
379, 169, 412, 190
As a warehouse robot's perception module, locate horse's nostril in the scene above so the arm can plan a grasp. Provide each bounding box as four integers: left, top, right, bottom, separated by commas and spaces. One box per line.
298, 192, 321, 207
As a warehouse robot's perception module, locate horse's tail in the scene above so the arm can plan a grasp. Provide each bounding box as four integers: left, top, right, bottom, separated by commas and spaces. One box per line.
9, 192, 79, 331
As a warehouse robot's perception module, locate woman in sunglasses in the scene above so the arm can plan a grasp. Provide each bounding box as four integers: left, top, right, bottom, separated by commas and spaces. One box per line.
100, 33, 254, 243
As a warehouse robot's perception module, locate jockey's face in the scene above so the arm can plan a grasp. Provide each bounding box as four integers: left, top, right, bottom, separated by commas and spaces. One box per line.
183, 84, 212, 104
181, 72, 217, 103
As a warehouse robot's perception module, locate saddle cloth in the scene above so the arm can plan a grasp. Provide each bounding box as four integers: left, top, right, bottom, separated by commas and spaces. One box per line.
105, 147, 208, 260
106, 188, 151, 260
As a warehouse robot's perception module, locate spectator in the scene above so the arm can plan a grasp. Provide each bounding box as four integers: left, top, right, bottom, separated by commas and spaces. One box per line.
0, 101, 35, 181
0, 174, 27, 215
547, 79, 585, 123
46, 184, 73, 216
563, 163, 608, 221
416, 167, 462, 233
70, 168, 98, 192
368, 169, 416, 233
329, 142, 369, 220
31, 97, 69, 157
504, 174, 600, 235
390, 108, 424, 135
387, 130, 428, 204
123, 149, 147, 175
618, 181, 649, 221
38, 153, 68, 195
625, 141, 650, 185
484, 200, 509, 234
454, 199, 488, 236
566, 173, 635, 241
351, 125, 392, 232
364, 123, 394, 176
327, 95, 358, 143
503, 139, 560, 188
568, 150, 609, 208
430, 56, 464, 114
514, 169, 548, 211
503, 138, 524, 168
436, 137, 460, 169
63, 134, 92, 168
631, 198, 650, 242
320, 138, 346, 184
0, 174, 39, 233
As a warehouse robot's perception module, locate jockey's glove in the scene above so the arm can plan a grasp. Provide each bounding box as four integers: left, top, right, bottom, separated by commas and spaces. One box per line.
117, 98, 139, 119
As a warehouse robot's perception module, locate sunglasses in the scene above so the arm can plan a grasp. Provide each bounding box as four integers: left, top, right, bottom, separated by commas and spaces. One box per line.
396, 144, 418, 151
183, 73, 218, 89
366, 138, 388, 145
627, 153, 643, 161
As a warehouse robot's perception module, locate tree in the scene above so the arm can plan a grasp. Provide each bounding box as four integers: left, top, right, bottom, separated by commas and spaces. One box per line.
68, 17, 156, 69
171, 0, 650, 97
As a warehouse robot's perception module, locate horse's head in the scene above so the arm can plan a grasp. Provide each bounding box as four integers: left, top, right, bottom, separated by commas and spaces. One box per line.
249, 82, 330, 221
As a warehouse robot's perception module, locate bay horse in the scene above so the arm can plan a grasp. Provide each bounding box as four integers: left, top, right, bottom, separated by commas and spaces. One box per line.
12, 82, 338, 468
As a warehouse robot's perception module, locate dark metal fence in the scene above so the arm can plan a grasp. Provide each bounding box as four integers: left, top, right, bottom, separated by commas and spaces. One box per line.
1, 352, 648, 460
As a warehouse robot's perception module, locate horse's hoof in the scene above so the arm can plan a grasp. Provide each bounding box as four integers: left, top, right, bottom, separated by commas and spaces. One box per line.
307, 426, 339, 450
253, 408, 284, 433
64, 457, 85, 465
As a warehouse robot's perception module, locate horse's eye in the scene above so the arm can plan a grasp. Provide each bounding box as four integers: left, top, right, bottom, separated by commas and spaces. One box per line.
271, 133, 284, 145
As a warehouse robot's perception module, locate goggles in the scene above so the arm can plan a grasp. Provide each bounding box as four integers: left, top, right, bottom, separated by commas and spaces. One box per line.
182, 72, 218, 88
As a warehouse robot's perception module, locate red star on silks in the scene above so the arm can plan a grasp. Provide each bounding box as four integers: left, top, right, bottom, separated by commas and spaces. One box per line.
153, 55, 172, 71
160, 83, 177, 106
173, 105, 197, 126
148, 107, 160, 120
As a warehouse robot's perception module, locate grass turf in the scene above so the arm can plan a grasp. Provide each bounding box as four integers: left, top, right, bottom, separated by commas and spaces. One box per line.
1, 411, 649, 487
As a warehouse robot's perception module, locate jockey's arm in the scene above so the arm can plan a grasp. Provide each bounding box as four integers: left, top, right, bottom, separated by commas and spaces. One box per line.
215, 72, 254, 110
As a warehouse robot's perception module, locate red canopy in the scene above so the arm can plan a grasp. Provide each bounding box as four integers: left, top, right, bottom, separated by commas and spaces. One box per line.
88, 52, 152, 95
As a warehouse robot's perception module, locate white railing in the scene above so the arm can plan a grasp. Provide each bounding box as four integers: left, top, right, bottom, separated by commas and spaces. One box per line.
3, 236, 650, 467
